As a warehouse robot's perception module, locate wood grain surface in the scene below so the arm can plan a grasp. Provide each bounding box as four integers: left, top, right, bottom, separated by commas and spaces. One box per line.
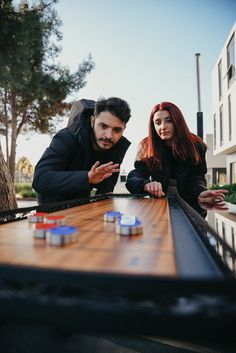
0, 197, 176, 276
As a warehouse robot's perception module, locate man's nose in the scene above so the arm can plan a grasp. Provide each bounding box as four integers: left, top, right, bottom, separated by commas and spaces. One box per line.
105, 128, 113, 139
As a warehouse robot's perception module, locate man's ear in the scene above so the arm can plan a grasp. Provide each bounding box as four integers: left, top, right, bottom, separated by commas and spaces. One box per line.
91, 115, 95, 128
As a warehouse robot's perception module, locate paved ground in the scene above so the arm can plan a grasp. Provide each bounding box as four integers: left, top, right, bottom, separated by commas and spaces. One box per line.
17, 199, 38, 208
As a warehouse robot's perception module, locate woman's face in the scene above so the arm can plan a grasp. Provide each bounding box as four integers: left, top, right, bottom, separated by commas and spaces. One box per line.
153, 110, 175, 144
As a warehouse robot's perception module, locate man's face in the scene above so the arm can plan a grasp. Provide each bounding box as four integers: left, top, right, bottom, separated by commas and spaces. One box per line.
91, 111, 126, 150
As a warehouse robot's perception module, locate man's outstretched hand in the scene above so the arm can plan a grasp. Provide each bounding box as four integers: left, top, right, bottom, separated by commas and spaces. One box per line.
88, 161, 120, 184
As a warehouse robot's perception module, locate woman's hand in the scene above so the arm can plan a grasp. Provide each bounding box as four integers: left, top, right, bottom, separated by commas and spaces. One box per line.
197, 189, 228, 211
88, 161, 120, 184
144, 181, 165, 198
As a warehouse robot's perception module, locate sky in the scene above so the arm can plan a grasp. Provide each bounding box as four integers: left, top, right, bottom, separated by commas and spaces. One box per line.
10, 0, 236, 172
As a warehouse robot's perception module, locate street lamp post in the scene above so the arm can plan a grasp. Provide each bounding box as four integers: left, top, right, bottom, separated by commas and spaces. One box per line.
195, 53, 203, 139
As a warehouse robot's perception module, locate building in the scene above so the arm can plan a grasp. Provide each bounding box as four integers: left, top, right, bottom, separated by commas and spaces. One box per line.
212, 21, 236, 184
205, 133, 226, 186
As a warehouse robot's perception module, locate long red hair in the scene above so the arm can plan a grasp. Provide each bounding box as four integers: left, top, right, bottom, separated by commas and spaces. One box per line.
139, 102, 206, 170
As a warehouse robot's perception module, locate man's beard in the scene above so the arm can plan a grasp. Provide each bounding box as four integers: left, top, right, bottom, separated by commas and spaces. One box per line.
91, 130, 114, 150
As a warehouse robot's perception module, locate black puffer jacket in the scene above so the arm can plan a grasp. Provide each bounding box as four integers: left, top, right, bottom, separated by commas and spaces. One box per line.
33, 100, 131, 204
126, 142, 207, 216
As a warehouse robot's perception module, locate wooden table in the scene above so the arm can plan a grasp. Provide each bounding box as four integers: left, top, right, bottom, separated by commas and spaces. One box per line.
0, 195, 235, 341
0, 197, 176, 276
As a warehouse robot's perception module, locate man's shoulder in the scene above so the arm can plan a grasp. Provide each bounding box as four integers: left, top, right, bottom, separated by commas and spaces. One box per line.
55, 127, 74, 139
53, 127, 82, 147
119, 135, 131, 147
113, 136, 131, 154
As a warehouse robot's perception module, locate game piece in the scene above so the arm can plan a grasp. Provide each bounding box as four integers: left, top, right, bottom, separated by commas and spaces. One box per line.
48, 226, 78, 246
116, 215, 143, 236
28, 212, 48, 223
45, 215, 66, 225
104, 211, 122, 222
34, 223, 57, 239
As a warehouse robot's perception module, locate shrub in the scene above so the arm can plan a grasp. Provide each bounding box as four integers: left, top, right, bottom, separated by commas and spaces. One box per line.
210, 183, 236, 195
14, 183, 33, 193
14, 183, 36, 198
225, 193, 236, 205
20, 190, 37, 198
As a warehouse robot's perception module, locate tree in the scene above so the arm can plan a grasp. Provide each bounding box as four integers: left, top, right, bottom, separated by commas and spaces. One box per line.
0, 0, 95, 180
16, 156, 34, 182
0, 141, 18, 211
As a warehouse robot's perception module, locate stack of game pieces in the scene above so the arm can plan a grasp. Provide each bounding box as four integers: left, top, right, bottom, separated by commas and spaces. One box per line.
48, 226, 79, 246
104, 211, 122, 222
115, 215, 143, 236
28, 211, 78, 246
34, 223, 57, 239
28, 212, 48, 223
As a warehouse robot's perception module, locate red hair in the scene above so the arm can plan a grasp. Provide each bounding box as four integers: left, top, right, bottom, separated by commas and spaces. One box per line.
139, 102, 206, 170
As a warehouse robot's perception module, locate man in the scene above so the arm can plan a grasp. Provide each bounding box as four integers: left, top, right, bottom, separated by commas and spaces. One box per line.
32, 97, 131, 204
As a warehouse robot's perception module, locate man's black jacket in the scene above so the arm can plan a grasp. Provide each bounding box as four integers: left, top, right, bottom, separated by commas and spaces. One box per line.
32, 100, 131, 204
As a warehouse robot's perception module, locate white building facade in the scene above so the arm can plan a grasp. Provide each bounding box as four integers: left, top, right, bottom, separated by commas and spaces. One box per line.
212, 21, 236, 184
205, 133, 226, 186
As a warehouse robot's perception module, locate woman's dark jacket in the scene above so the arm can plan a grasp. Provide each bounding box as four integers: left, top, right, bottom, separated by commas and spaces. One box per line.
32, 100, 131, 204
126, 141, 207, 216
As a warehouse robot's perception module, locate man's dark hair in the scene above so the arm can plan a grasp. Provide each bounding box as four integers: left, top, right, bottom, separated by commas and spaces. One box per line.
94, 97, 131, 123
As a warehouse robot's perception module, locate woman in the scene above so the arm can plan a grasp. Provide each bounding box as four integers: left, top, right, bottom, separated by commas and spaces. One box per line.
126, 101, 227, 216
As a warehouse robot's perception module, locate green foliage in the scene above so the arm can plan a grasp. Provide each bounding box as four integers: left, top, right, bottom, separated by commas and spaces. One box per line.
14, 182, 33, 193
210, 183, 236, 204
0, 0, 95, 132
20, 190, 37, 198
0, 0, 95, 179
14, 182, 36, 198
225, 193, 236, 205
16, 156, 34, 178
210, 183, 236, 194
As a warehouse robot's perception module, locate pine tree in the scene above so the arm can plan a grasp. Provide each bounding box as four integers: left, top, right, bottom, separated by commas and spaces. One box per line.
0, 0, 95, 180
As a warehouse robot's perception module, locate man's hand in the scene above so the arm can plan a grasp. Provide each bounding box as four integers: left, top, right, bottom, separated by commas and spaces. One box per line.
88, 161, 120, 184
197, 189, 228, 211
144, 181, 165, 198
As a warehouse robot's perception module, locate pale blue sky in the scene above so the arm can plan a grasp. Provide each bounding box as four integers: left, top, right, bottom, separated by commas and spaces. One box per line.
16, 0, 236, 172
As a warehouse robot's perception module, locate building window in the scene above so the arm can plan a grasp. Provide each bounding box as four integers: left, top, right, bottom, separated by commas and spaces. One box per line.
230, 162, 236, 184
222, 222, 226, 242
216, 218, 219, 234
228, 94, 232, 141
213, 113, 216, 149
232, 227, 235, 251
219, 105, 223, 146
218, 60, 222, 100
215, 219, 219, 252
227, 33, 235, 88
213, 168, 227, 185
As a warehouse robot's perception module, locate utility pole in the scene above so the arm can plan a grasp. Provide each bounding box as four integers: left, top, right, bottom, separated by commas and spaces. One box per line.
195, 53, 203, 139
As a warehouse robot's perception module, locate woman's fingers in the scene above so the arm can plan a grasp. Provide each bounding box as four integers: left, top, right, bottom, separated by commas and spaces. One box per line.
144, 181, 165, 198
